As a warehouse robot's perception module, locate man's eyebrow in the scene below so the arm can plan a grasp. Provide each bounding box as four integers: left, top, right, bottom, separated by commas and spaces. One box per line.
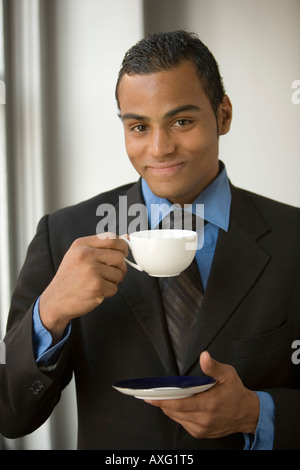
119, 105, 201, 122
119, 112, 149, 122
163, 104, 202, 119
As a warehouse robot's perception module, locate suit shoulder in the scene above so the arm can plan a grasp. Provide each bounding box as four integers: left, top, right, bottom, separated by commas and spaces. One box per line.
234, 186, 300, 223
47, 181, 138, 238
52, 182, 136, 217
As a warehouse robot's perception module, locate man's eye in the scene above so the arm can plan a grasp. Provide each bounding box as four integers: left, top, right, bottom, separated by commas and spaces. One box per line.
131, 124, 147, 133
173, 119, 192, 127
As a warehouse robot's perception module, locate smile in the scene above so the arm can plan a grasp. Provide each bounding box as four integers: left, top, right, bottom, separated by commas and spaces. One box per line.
147, 162, 185, 177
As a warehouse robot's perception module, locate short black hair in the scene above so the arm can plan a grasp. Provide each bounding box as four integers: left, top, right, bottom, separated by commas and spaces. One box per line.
115, 30, 225, 118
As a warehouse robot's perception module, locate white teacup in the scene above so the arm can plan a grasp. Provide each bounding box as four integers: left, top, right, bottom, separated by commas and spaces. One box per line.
123, 229, 197, 277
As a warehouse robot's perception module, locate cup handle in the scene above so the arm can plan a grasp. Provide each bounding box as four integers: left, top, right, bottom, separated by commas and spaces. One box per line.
121, 236, 144, 272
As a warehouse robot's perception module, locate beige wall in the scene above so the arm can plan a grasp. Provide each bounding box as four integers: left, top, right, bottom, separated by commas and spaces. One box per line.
144, 0, 300, 206
44, 0, 300, 215
41, 0, 143, 213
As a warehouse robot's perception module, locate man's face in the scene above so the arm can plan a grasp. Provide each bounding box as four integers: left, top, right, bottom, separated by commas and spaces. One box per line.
118, 60, 232, 205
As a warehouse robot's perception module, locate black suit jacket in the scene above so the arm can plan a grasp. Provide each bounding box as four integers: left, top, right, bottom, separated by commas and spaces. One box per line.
1, 180, 300, 449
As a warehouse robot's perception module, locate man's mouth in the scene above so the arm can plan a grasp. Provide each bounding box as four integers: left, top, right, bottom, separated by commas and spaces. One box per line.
147, 161, 185, 176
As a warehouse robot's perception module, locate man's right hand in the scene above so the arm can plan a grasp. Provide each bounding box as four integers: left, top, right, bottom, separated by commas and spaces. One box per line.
39, 234, 129, 343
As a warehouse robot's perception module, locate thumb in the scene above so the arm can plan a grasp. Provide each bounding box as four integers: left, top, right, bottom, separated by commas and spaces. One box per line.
200, 351, 232, 384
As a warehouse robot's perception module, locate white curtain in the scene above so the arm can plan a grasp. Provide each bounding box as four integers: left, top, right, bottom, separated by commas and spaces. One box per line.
1, 0, 143, 450
1, 0, 52, 450
0, 0, 8, 343
0, 1, 7, 451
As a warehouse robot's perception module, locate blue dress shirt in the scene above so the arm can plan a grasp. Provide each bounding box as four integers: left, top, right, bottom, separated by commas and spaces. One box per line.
32, 164, 274, 449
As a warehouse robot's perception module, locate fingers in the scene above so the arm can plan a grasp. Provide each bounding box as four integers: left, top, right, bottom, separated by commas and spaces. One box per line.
75, 233, 129, 256
144, 353, 258, 439
71, 234, 129, 277
144, 352, 235, 421
144, 395, 209, 439
144, 393, 204, 414
98, 259, 125, 280
40, 233, 130, 328
200, 351, 236, 384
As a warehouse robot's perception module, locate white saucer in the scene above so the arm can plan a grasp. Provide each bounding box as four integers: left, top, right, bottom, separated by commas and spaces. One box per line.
112, 376, 216, 400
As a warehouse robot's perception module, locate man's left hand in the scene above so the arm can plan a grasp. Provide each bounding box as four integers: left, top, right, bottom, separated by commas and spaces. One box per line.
144, 351, 260, 439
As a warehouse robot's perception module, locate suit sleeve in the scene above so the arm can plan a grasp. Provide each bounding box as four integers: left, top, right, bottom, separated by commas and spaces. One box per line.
266, 388, 300, 449
0, 215, 72, 439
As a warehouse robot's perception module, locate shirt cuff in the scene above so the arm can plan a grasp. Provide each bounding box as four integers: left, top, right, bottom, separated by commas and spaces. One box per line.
32, 297, 71, 365
244, 391, 275, 450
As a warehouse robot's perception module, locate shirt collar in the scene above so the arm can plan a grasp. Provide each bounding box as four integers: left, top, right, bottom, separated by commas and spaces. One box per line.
141, 160, 231, 232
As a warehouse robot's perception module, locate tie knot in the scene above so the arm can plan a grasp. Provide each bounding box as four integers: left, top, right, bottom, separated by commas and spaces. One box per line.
158, 210, 203, 232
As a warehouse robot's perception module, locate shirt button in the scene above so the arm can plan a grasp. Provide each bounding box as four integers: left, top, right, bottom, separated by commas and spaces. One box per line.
30, 380, 45, 394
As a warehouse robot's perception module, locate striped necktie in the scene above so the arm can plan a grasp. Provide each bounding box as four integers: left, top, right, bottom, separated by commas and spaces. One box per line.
157, 212, 204, 373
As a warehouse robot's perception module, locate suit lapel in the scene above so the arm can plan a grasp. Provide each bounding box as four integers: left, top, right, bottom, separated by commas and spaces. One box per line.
118, 268, 178, 375
116, 180, 178, 375
182, 185, 271, 374
113, 181, 271, 377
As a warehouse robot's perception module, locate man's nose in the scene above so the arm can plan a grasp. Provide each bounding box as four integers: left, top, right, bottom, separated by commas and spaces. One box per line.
150, 128, 176, 158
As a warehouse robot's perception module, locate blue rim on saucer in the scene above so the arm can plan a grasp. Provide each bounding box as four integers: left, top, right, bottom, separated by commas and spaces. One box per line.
113, 376, 215, 390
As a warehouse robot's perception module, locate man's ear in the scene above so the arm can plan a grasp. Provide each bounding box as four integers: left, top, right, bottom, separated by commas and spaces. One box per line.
217, 95, 232, 136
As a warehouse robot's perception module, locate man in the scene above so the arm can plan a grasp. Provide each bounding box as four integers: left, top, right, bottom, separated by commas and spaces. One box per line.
1, 31, 299, 450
